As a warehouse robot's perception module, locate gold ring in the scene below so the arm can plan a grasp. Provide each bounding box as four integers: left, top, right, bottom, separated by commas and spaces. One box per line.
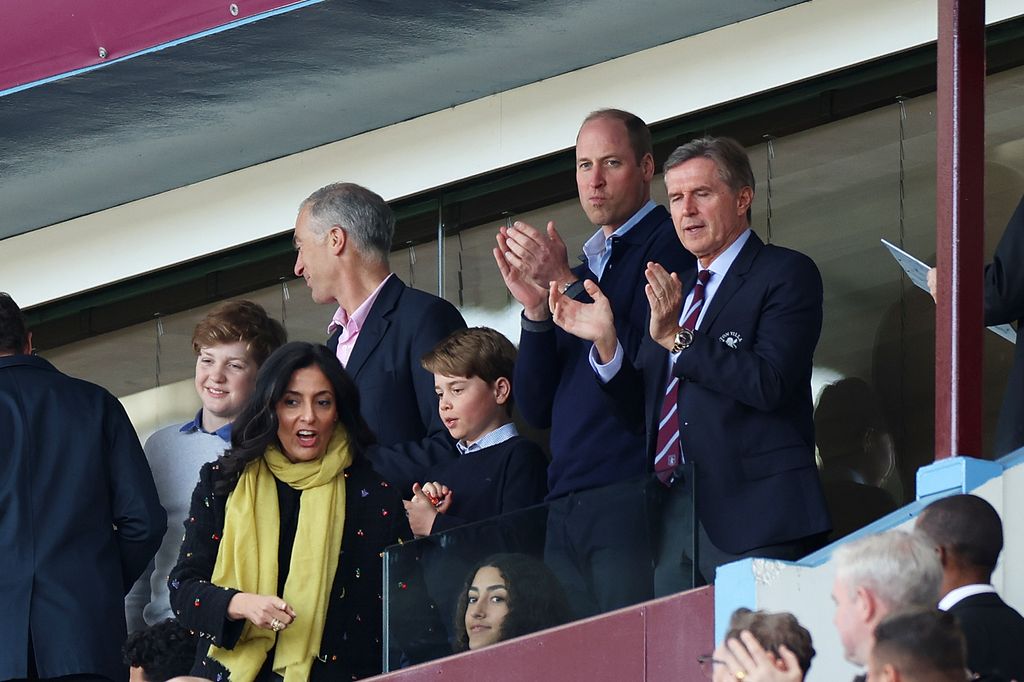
735, 672, 747, 681
271, 618, 283, 632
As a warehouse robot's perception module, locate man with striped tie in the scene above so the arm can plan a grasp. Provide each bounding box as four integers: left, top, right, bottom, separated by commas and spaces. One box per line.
551, 136, 830, 586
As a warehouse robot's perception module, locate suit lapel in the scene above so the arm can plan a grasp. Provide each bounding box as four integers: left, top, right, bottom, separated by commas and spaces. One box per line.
343, 275, 404, 378
699, 231, 763, 332
639, 330, 669, 443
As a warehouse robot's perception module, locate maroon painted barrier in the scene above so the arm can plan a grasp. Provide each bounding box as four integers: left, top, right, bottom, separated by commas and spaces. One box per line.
373, 585, 715, 682
0, 0, 302, 92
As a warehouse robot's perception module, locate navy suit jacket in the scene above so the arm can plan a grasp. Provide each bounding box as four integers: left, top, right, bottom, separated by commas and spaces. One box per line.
984, 194, 1024, 457
949, 591, 1024, 681
328, 275, 466, 491
0, 355, 166, 680
602, 232, 831, 554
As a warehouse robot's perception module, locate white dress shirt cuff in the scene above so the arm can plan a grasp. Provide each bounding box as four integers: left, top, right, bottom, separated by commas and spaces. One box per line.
590, 341, 624, 383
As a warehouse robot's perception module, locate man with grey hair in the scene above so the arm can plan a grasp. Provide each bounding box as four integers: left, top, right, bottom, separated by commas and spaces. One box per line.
552, 135, 830, 583
707, 533, 943, 682
831, 530, 942, 679
293, 182, 466, 489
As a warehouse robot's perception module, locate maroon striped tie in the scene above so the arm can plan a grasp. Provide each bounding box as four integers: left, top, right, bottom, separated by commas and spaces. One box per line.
654, 269, 711, 484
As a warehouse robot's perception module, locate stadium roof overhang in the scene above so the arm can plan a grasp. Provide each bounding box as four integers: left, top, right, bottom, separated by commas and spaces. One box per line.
0, 0, 809, 241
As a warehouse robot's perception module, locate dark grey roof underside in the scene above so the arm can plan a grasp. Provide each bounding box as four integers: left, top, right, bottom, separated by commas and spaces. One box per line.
0, 0, 806, 240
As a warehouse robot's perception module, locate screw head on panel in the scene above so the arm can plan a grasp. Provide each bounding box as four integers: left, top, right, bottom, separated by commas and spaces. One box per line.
98, 47, 108, 59
229, 4, 239, 15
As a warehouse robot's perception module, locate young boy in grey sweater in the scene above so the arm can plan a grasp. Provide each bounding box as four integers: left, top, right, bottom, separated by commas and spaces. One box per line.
124, 300, 285, 632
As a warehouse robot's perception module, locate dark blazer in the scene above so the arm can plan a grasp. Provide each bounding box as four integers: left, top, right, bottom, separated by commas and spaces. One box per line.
984, 194, 1024, 457
327, 275, 467, 491
0, 355, 166, 681
602, 232, 831, 554
948, 591, 1024, 681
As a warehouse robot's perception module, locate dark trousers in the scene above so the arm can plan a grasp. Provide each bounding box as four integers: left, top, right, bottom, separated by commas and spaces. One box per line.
653, 473, 827, 591
4, 638, 115, 682
543, 477, 656, 620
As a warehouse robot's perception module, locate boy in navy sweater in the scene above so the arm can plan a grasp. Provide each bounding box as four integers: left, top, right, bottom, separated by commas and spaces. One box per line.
404, 327, 548, 536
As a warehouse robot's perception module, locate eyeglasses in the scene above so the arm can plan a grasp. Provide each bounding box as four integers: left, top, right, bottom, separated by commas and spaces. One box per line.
697, 654, 726, 678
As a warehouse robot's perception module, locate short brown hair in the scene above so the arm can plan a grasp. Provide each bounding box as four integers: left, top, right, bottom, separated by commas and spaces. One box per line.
580, 109, 653, 165
191, 300, 286, 367
725, 608, 815, 675
422, 327, 517, 409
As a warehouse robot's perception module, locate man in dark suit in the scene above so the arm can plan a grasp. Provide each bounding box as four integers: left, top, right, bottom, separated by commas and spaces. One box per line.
0, 292, 166, 681
494, 109, 694, 614
984, 194, 1024, 457
551, 136, 830, 582
928, 193, 1024, 458
916, 493, 1024, 681
292, 182, 466, 490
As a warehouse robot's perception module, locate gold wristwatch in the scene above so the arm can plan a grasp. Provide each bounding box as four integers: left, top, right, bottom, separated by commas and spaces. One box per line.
670, 328, 695, 353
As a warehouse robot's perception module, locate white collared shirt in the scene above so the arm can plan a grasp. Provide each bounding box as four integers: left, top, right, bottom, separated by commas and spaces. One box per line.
938, 583, 997, 611
455, 422, 519, 456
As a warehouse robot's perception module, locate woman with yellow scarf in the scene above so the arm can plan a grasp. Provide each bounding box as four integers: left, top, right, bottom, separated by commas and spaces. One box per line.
169, 342, 410, 681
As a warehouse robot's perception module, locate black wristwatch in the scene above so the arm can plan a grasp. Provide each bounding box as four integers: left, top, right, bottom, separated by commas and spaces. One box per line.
559, 279, 585, 299
670, 328, 695, 353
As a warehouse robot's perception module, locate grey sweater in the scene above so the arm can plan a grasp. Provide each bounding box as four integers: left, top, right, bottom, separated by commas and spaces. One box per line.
124, 420, 228, 632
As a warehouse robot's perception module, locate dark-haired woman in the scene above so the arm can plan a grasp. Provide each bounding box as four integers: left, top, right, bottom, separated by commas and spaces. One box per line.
169, 342, 410, 681
452, 553, 570, 652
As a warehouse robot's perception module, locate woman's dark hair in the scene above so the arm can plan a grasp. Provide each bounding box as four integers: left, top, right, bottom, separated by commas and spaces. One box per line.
452, 553, 571, 652
215, 342, 376, 493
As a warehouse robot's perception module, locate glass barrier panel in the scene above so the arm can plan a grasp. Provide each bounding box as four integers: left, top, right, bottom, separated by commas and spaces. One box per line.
381, 469, 696, 671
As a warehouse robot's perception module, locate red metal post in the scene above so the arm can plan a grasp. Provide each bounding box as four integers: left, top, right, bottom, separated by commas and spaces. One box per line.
935, 0, 986, 460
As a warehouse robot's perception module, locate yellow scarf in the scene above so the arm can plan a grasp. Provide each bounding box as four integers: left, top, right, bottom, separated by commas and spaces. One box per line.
209, 425, 351, 682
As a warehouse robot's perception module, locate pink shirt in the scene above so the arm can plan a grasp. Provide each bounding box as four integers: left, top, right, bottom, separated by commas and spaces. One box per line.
328, 273, 393, 368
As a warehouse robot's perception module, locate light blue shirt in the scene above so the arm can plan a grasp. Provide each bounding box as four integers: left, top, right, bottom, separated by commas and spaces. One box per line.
455, 421, 519, 455
178, 409, 232, 442
591, 228, 753, 380
582, 200, 657, 280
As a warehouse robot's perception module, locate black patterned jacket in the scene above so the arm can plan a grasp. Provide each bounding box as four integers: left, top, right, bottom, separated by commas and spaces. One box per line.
168, 455, 418, 681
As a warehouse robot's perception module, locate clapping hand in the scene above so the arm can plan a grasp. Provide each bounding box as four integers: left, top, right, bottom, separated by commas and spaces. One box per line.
549, 279, 619, 363
644, 261, 685, 351
499, 220, 574, 289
